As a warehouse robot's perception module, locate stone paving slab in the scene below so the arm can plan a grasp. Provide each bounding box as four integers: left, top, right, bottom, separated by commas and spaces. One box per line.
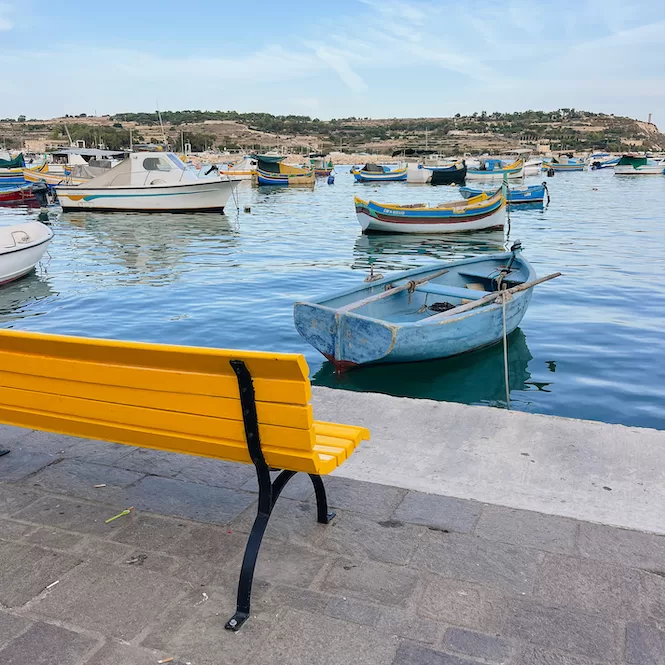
0, 426, 664, 664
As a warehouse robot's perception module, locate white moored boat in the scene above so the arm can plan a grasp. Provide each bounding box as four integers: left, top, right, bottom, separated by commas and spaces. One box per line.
55, 152, 241, 212
614, 155, 665, 176
0, 222, 53, 285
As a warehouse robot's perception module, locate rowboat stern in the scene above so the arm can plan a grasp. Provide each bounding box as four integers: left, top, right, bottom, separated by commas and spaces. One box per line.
294, 302, 397, 370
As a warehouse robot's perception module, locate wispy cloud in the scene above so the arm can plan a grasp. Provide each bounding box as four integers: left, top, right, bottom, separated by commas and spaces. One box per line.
0, 3, 13, 30
0, 0, 663, 121
310, 45, 368, 93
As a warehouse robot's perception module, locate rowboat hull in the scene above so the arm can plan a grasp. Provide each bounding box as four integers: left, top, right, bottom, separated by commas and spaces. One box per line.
55, 179, 239, 212
352, 168, 407, 182
542, 162, 585, 172
0, 185, 35, 203
255, 168, 315, 186
294, 252, 536, 368
315, 169, 333, 177
0, 222, 53, 285
466, 167, 523, 180
460, 184, 545, 204
614, 165, 664, 175
355, 191, 506, 234
427, 164, 466, 186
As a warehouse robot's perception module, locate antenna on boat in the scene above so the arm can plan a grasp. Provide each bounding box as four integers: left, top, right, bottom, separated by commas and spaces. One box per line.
156, 104, 167, 146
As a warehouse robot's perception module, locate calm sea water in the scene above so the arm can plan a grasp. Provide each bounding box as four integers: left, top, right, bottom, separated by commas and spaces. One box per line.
1, 166, 664, 430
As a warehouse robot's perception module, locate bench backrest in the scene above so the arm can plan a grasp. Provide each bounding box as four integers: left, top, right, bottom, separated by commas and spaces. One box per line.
0, 330, 337, 474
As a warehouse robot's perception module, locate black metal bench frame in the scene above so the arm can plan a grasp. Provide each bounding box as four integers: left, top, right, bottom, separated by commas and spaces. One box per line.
225, 360, 335, 631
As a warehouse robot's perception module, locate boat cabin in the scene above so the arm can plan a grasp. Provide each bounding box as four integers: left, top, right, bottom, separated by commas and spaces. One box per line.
67, 152, 217, 188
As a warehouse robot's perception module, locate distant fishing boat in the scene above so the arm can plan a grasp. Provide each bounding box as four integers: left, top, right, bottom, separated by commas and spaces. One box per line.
588, 153, 619, 170
253, 154, 314, 186
354, 188, 506, 234
219, 156, 257, 180
24, 166, 89, 187
294, 243, 559, 370
523, 158, 543, 176
0, 159, 47, 186
460, 183, 548, 205
56, 152, 240, 212
614, 155, 665, 175
426, 161, 467, 186
0, 184, 36, 204
0, 222, 53, 286
310, 154, 334, 177
351, 164, 408, 182
406, 163, 432, 184
466, 158, 524, 180
542, 155, 585, 172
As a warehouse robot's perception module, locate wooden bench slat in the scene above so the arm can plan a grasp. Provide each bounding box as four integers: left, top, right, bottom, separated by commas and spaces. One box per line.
0, 371, 313, 430
314, 421, 370, 446
0, 330, 310, 382
0, 388, 316, 451
0, 406, 338, 474
0, 352, 311, 406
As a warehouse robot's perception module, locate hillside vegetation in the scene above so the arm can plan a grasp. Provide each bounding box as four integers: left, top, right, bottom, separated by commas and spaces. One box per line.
1, 109, 662, 154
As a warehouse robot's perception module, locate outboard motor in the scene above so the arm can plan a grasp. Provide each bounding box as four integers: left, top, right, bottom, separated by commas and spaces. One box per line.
31, 181, 50, 208
327, 174, 335, 185
546, 167, 555, 177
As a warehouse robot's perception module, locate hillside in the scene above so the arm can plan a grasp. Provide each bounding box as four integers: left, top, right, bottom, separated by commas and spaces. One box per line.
1, 109, 662, 155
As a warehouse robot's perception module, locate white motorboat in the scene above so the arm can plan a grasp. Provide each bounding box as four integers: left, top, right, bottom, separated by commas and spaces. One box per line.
406, 163, 433, 183
0, 222, 53, 285
614, 155, 665, 175
523, 158, 543, 176
55, 152, 241, 212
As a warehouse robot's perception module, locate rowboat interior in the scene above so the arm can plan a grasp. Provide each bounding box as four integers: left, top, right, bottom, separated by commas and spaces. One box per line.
323, 257, 529, 324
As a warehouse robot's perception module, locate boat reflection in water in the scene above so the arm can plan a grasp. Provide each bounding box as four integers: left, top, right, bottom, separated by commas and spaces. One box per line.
0, 272, 55, 322
352, 229, 506, 272
313, 328, 548, 407
60, 211, 240, 286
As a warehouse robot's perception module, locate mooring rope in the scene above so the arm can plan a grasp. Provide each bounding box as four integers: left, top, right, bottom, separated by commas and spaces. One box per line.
501, 291, 511, 409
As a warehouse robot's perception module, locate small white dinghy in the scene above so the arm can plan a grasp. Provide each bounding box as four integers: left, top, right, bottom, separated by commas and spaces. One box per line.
0, 222, 53, 286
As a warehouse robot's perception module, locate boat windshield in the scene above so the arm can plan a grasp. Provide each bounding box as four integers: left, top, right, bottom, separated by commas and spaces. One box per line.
167, 153, 186, 170
143, 156, 174, 172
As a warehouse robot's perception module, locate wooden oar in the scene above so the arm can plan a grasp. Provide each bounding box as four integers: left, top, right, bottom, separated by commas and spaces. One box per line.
427, 272, 562, 320
339, 269, 449, 313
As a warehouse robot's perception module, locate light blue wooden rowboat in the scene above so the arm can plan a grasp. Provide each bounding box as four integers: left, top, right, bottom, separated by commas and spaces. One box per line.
294, 244, 557, 370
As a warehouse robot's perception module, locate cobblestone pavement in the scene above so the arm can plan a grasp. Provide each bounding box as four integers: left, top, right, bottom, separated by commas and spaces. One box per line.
0, 426, 663, 664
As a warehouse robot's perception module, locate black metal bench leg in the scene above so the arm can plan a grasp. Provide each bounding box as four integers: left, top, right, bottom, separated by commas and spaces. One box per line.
227, 359, 336, 630
225, 466, 272, 631
309, 474, 335, 524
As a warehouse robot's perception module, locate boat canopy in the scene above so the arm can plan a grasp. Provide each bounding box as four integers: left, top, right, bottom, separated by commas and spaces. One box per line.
65, 152, 204, 188
617, 155, 648, 167
361, 163, 386, 173
251, 155, 286, 173
0, 153, 25, 169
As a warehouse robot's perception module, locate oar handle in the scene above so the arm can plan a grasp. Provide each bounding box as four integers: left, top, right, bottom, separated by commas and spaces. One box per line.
428, 272, 562, 319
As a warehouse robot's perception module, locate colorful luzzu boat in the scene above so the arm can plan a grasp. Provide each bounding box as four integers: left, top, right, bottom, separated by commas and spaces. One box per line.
460, 183, 548, 205
0, 184, 36, 204
0, 158, 47, 186
354, 188, 506, 234
351, 164, 408, 182
542, 156, 585, 172
465, 158, 524, 180
252, 154, 314, 186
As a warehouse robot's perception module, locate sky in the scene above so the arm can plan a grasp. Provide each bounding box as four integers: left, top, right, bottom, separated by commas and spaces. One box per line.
1, 0, 664, 125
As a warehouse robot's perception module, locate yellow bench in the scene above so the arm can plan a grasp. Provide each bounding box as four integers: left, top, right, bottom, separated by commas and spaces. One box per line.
0, 330, 369, 630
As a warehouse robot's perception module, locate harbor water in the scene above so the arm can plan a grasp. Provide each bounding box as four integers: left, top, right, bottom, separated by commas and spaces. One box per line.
1, 166, 664, 430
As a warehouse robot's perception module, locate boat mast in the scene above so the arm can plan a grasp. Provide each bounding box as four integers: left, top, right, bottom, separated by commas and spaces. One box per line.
157, 104, 167, 146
